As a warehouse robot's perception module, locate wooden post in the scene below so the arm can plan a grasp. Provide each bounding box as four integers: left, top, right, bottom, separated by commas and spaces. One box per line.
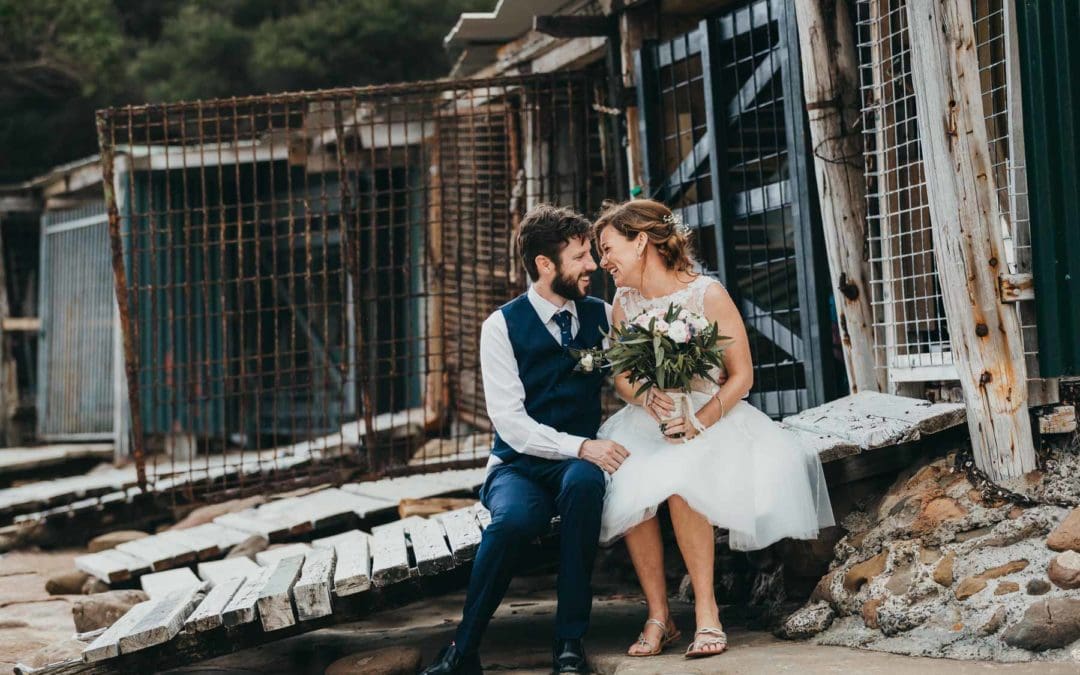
792, 0, 883, 395
905, 0, 1035, 480
619, 4, 657, 194
0, 223, 16, 446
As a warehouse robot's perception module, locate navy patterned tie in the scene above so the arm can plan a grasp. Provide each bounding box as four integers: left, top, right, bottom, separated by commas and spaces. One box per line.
553, 310, 573, 347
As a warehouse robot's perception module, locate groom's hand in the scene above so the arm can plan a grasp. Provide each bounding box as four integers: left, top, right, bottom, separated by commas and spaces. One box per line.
578, 439, 629, 474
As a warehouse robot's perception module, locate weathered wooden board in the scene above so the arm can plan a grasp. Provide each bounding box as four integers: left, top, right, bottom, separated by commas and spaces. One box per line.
341, 468, 484, 503
256, 555, 304, 632
255, 543, 311, 567
184, 574, 246, 633
82, 600, 156, 662
293, 546, 335, 621
473, 504, 492, 531
0, 443, 112, 475
371, 515, 428, 537
782, 391, 965, 449
183, 522, 251, 552
140, 568, 202, 598
75, 548, 150, 584
221, 568, 272, 627
197, 557, 261, 586
157, 529, 221, 560
434, 508, 483, 562
370, 526, 411, 587
404, 517, 455, 575
778, 424, 861, 464
214, 509, 291, 541
116, 534, 196, 572
312, 530, 371, 596
117, 583, 205, 654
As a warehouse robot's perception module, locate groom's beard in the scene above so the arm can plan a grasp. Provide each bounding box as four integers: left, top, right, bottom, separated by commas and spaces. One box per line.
551, 264, 588, 301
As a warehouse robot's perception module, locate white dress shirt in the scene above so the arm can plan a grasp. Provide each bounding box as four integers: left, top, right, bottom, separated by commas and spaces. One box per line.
481, 286, 613, 468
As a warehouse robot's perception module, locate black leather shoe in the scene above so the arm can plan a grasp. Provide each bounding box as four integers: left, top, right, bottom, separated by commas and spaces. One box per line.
552, 638, 590, 673
420, 644, 483, 675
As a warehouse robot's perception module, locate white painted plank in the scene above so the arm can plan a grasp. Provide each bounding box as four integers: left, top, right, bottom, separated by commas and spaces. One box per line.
117, 534, 197, 572
473, 504, 492, 531
197, 557, 261, 586
405, 517, 455, 576
158, 528, 221, 560
140, 568, 202, 598
255, 543, 311, 567
118, 583, 206, 653
256, 555, 304, 631
182, 522, 251, 551
370, 526, 410, 587
778, 423, 862, 464
294, 547, 335, 621
184, 575, 246, 633
221, 567, 272, 627
312, 530, 372, 596
75, 548, 150, 583
214, 509, 290, 540
82, 600, 156, 662
434, 508, 483, 562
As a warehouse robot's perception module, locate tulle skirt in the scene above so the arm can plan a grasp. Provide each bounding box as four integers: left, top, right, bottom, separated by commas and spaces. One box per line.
596, 393, 835, 551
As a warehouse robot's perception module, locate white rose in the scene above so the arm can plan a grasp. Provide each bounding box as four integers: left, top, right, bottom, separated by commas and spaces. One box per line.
633, 314, 652, 329
667, 320, 690, 343
689, 315, 709, 332
653, 318, 670, 333
579, 353, 594, 372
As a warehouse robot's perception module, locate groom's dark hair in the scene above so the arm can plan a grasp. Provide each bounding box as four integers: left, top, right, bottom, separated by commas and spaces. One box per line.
517, 204, 593, 281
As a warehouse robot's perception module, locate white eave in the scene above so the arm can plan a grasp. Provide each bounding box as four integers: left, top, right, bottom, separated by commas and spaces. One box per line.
444, 0, 574, 49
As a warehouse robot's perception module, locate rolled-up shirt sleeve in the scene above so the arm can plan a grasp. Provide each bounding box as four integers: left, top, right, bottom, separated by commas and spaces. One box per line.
480, 312, 586, 460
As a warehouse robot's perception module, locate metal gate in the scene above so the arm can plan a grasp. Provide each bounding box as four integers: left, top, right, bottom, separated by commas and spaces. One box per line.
96, 69, 618, 497
634, 0, 837, 418
37, 201, 118, 440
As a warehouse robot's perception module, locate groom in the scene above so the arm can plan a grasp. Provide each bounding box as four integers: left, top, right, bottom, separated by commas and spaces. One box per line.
421, 205, 629, 675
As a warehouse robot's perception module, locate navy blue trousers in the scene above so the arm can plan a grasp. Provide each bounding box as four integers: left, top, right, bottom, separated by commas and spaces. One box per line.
453, 455, 605, 655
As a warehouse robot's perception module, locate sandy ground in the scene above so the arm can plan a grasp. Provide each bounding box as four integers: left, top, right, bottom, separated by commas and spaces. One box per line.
2, 549, 1078, 674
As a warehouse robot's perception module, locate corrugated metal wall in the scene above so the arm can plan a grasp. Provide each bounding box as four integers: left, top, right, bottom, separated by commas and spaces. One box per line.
1017, 0, 1080, 377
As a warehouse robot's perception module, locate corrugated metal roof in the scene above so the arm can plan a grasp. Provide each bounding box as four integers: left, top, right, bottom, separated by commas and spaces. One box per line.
1017, 0, 1080, 377
444, 0, 574, 48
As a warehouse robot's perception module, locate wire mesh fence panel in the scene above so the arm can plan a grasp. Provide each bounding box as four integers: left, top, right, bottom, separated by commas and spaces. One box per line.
96, 68, 618, 502
858, 0, 1041, 395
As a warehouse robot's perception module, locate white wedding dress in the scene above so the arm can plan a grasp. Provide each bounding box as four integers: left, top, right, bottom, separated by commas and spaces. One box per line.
597, 275, 835, 551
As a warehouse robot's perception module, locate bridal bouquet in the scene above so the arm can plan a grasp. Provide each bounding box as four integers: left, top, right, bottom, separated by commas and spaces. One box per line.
572, 303, 730, 424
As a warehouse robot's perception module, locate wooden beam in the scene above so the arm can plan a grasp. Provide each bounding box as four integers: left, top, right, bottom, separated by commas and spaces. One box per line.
905, 0, 1036, 480
999, 272, 1034, 302
792, 0, 883, 394
533, 15, 611, 38
1, 317, 40, 332
1037, 405, 1077, 435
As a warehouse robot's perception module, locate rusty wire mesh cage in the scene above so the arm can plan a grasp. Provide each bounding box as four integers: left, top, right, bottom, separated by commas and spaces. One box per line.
96, 69, 619, 504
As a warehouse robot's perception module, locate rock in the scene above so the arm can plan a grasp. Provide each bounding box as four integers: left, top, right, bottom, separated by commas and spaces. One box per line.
913, 497, 966, 532
933, 553, 955, 587
1026, 578, 1051, 595
918, 547, 942, 564
1003, 597, 1080, 651
995, 581, 1020, 595
45, 570, 90, 595
978, 606, 1007, 636
87, 530, 149, 553
81, 577, 110, 595
1046, 506, 1080, 552
809, 570, 836, 605
325, 646, 422, 675
1047, 550, 1080, 590
779, 601, 834, 639
861, 597, 884, 630
977, 559, 1029, 580
226, 534, 269, 560
171, 495, 267, 530
843, 551, 887, 593
954, 576, 987, 601
71, 590, 149, 633
885, 564, 914, 595
22, 639, 86, 668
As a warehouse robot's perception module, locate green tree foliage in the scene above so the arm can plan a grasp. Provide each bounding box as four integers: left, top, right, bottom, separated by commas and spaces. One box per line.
0, 0, 483, 182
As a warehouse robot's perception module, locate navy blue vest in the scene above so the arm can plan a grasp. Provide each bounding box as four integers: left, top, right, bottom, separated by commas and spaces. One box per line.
491, 293, 609, 461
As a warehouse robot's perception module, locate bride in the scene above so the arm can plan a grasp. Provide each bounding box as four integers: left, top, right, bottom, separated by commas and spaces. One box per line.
593, 198, 835, 659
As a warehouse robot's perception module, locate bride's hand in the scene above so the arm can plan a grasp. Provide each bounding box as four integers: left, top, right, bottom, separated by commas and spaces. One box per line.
660, 414, 701, 443
644, 389, 675, 422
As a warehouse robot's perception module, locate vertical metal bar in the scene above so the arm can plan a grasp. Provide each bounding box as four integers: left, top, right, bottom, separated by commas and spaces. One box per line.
97, 111, 147, 489
700, 19, 733, 285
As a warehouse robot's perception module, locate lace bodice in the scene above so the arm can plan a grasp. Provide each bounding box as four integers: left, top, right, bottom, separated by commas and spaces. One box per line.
614, 274, 717, 319
613, 275, 724, 394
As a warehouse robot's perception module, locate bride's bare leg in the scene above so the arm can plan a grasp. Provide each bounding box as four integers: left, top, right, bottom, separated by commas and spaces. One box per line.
667, 495, 725, 655
623, 516, 672, 654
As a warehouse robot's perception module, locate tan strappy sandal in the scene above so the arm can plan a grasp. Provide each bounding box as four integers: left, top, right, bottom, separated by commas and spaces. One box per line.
628, 618, 681, 657
685, 626, 728, 658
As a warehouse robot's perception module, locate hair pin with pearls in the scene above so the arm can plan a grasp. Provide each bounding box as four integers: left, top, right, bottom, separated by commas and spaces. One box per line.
662, 212, 691, 237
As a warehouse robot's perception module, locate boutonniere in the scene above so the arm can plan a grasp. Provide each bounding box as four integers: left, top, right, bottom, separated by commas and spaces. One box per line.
568, 346, 607, 374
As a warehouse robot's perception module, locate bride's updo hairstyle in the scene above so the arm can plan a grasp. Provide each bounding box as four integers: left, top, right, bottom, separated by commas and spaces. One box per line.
593, 198, 696, 274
